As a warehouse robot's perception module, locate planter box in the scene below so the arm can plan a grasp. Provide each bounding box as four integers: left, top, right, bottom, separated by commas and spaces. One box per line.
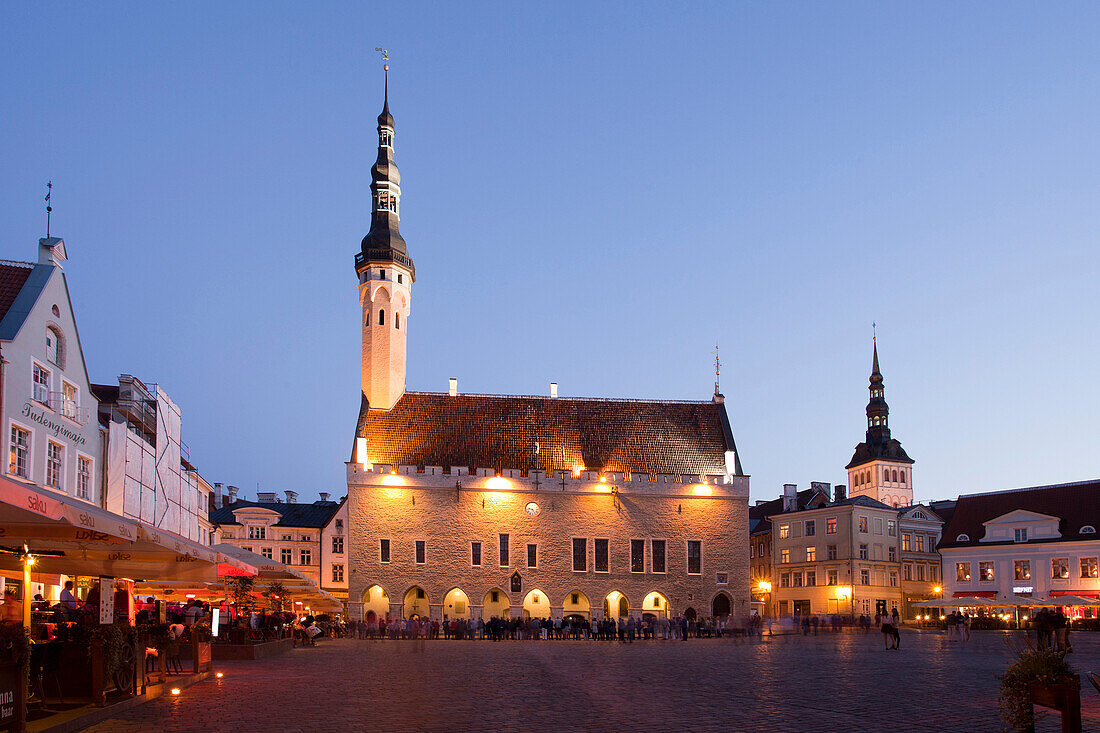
1028, 676, 1081, 733
212, 638, 293, 660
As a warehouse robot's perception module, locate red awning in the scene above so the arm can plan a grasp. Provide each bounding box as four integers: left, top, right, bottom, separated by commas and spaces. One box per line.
1049, 590, 1099, 598
953, 591, 996, 598
218, 563, 253, 577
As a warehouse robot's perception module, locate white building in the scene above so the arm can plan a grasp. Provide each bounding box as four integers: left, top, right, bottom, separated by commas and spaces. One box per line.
939, 480, 1100, 609
1, 238, 102, 504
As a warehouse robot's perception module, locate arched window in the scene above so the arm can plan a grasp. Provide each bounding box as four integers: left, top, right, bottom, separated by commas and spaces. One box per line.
1081, 525, 1096, 534
395, 312, 400, 330
46, 326, 63, 367
893, 502, 899, 509
956, 534, 969, 542
892, 470, 898, 483
378, 310, 385, 326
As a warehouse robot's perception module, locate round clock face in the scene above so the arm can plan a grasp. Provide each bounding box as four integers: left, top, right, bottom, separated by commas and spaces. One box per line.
525, 502, 540, 516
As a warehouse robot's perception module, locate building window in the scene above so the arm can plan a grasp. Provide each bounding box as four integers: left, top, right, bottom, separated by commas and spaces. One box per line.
46, 327, 63, 366
826, 544, 837, 560
282, 534, 292, 541
572, 538, 587, 572
749, 545, 754, 559
930, 564, 938, 581
779, 573, 790, 588
860, 569, 870, 585
687, 540, 702, 575
9, 426, 30, 478
792, 572, 803, 587
826, 569, 838, 585
332, 564, 344, 583
889, 572, 898, 587
261, 548, 273, 559
527, 543, 537, 569
249, 526, 266, 540
378, 310, 385, 326
888, 546, 897, 562
652, 539, 666, 573
241, 546, 252, 554
300, 535, 310, 542
415, 540, 426, 565
395, 312, 400, 329
806, 546, 816, 562
332, 536, 344, 554
281, 548, 293, 564
1082, 558, 1099, 579
874, 518, 883, 535
915, 535, 925, 553
887, 520, 896, 537
397, 274, 403, 284
471, 541, 482, 567
1014, 560, 1031, 581
380, 539, 390, 563
956, 534, 970, 542
804, 520, 815, 537
594, 538, 609, 572
1052, 558, 1069, 579
916, 564, 925, 581
1014, 528, 1028, 543
859, 544, 868, 560
300, 549, 311, 566
979, 561, 994, 581
32, 363, 50, 403
45, 442, 63, 489
630, 539, 644, 573
780, 549, 790, 564
903, 564, 912, 580
499, 534, 509, 566
61, 381, 79, 420
826, 517, 837, 534
902, 534, 910, 551
858, 516, 868, 533
806, 571, 816, 587
779, 523, 790, 539
335, 519, 343, 531
76, 455, 92, 499
956, 562, 971, 582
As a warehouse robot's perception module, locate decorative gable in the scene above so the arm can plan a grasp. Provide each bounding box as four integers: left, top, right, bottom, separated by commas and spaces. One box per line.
980, 509, 1061, 543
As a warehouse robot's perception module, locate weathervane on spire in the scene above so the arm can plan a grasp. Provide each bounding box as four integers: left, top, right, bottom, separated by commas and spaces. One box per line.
374, 47, 389, 72
45, 181, 53, 237
713, 343, 721, 396
872, 321, 877, 341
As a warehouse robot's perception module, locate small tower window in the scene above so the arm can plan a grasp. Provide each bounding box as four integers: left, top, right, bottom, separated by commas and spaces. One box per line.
395, 312, 400, 330
379, 269, 386, 280
380, 129, 393, 148
892, 469, 898, 482
397, 274, 403, 284
378, 310, 385, 326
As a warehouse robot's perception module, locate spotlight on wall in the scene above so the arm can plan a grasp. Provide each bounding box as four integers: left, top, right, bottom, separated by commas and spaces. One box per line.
170, 688, 181, 696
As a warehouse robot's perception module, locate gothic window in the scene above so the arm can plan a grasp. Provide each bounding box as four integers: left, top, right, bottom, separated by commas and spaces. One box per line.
378, 310, 385, 326
395, 312, 400, 330
892, 470, 898, 482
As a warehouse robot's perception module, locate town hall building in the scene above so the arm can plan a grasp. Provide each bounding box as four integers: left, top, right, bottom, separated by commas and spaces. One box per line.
346, 76, 751, 624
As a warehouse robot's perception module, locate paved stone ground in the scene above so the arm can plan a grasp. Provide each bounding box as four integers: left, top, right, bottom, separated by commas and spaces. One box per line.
83, 630, 1100, 732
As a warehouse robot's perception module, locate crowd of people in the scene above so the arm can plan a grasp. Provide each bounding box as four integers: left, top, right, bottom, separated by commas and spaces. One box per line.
350, 612, 767, 641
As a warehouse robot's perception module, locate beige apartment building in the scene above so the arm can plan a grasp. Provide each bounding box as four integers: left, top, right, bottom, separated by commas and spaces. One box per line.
898, 504, 944, 618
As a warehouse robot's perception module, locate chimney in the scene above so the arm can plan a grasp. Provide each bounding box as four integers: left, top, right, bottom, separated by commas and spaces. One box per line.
550, 382, 558, 398
810, 481, 831, 499
782, 484, 797, 512
284, 490, 298, 504
319, 492, 330, 502
214, 483, 223, 509
227, 485, 239, 504
834, 484, 847, 503
257, 491, 276, 503
448, 377, 457, 397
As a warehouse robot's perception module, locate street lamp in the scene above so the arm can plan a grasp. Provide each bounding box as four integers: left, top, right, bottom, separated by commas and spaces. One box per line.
835, 585, 853, 619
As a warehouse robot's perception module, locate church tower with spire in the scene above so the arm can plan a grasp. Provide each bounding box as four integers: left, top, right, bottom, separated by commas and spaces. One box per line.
845, 339, 914, 507
356, 68, 414, 412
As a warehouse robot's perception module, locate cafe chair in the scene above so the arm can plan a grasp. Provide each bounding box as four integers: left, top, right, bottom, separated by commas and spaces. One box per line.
1087, 671, 1100, 696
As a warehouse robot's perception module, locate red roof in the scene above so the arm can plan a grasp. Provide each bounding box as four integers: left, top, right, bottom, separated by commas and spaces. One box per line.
0, 262, 33, 323
356, 391, 740, 477
940, 479, 1100, 548
1049, 590, 1099, 598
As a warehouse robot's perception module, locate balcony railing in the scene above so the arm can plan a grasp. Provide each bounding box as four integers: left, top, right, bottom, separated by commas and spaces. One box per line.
47, 392, 91, 426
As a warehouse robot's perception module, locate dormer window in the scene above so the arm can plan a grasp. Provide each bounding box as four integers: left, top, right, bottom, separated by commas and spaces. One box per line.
1014, 528, 1028, 543
1082, 525, 1096, 534
956, 534, 970, 542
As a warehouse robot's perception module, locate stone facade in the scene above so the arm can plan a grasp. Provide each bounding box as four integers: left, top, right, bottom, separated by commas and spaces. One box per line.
348, 465, 750, 622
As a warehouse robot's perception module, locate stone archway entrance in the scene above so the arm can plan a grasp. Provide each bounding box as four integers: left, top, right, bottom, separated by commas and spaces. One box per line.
642, 591, 669, 619
604, 591, 629, 619
363, 584, 390, 621
522, 589, 551, 619
403, 586, 430, 619
712, 593, 732, 618
684, 607, 697, 621
483, 588, 510, 619
443, 588, 471, 619
563, 590, 590, 619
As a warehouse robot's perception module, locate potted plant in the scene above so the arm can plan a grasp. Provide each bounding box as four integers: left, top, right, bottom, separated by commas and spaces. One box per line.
999, 642, 1079, 732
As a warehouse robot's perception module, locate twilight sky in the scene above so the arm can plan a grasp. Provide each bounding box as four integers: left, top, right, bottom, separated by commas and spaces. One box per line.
2, 3, 1098, 505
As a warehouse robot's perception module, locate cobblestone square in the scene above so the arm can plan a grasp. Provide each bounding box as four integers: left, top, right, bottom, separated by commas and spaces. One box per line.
85, 631, 1100, 732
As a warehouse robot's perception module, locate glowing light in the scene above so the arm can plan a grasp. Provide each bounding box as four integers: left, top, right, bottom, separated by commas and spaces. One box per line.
381, 474, 406, 487
691, 485, 713, 496
592, 484, 612, 493
454, 590, 462, 597
170, 688, 181, 696
940, 615, 946, 620
756, 581, 772, 593
215, 672, 224, 678
185, 594, 196, 599
933, 585, 942, 594
599, 475, 606, 483
485, 476, 512, 491
834, 586, 853, 600
607, 591, 620, 601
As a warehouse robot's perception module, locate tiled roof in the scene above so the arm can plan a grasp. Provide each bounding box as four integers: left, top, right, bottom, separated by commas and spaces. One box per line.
355, 391, 741, 477
846, 437, 914, 468
0, 262, 34, 325
939, 479, 1100, 548
210, 500, 342, 528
